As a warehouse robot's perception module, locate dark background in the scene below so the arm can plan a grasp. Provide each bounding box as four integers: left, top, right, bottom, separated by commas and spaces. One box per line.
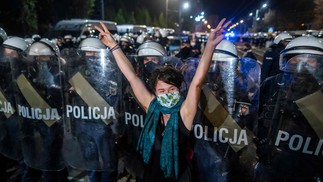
0, 0, 320, 37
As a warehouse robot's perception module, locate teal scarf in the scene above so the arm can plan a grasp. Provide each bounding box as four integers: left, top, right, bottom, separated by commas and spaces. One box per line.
137, 97, 184, 179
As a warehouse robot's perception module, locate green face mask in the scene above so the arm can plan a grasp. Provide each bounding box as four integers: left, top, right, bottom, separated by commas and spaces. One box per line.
156, 91, 181, 108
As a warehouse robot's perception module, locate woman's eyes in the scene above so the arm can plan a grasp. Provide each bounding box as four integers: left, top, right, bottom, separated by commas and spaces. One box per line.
158, 88, 177, 94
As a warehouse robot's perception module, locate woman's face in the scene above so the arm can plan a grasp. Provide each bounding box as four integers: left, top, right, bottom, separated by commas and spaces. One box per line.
155, 80, 179, 95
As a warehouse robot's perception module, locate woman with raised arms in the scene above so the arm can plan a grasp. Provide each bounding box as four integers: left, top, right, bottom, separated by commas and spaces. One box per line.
95, 18, 230, 181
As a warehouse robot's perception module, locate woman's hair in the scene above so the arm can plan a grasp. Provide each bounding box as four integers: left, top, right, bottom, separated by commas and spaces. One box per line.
149, 65, 184, 92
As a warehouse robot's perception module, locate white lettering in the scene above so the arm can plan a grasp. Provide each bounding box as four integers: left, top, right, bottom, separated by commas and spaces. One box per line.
275, 130, 289, 146
315, 140, 323, 156
125, 112, 131, 125
275, 130, 323, 156
123, 112, 145, 127
203, 125, 212, 141
65, 105, 116, 120
35, 108, 42, 120
0, 101, 14, 114
93, 107, 100, 119
289, 134, 303, 151
237, 130, 248, 145
193, 124, 248, 145
302, 137, 314, 155
17, 105, 61, 120
229, 129, 237, 144
66, 105, 72, 117
219, 128, 229, 143
194, 124, 203, 139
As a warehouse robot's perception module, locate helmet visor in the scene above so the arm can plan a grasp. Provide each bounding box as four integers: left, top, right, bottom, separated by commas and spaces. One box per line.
279, 53, 323, 74
210, 57, 239, 73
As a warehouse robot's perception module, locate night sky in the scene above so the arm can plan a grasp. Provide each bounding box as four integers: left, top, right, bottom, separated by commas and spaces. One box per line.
0, 0, 316, 36
141, 0, 312, 22
140, 0, 266, 20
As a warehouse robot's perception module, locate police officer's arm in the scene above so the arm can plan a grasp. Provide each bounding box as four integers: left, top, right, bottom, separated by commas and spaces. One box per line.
180, 18, 230, 130
95, 22, 154, 111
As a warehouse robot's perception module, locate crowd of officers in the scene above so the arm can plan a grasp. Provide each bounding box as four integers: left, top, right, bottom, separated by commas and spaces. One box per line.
0, 24, 323, 182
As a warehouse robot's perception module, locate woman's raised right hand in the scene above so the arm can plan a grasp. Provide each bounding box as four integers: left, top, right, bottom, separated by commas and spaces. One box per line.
95, 21, 118, 49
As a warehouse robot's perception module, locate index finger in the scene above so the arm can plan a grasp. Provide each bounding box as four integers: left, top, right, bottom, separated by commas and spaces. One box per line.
215, 18, 226, 30
211, 18, 226, 32
99, 21, 109, 33
94, 25, 104, 34
222, 21, 231, 29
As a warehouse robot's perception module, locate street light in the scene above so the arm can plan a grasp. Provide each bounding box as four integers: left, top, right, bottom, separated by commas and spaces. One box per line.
101, 0, 105, 19
166, 0, 169, 26
179, 1, 190, 33
183, 2, 189, 9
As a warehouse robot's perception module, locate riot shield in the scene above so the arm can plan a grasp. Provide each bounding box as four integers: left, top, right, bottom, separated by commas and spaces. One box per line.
62, 49, 122, 172
239, 57, 261, 107
192, 56, 259, 181
256, 53, 323, 181
180, 57, 199, 94
11, 49, 65, 171
0, 50, 22, 160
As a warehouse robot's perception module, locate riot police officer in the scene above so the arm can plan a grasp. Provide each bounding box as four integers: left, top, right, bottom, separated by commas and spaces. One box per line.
256, 35, 323, 182
12, 38, 67, 182
1, 36, 29, 159
0, 33, 25, 182
119, 34, 135, 55
136, 40, 167, 86
261, 32, 293, 82
193, 40, 259, 182
63, 37, 120, 182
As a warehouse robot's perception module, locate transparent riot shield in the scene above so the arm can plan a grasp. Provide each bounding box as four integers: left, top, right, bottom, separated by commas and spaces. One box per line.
192, 57, 259, 181
62, 49, 122, 173
0, 49, 22, 160
256, 53, 323, 181
11, 50, 65, 171
180, 57, 199, 94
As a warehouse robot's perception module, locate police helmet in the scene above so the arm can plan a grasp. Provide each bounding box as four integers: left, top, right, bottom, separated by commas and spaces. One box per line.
0, 27, 7, 44
273, 32, 293, 45
279, 35, 323, 73
3, 36, 29, 52
79, 37, 106, 52
25, 38, 34, 45
136, 40, 166, 56
136, 33, 152, 45
212, 40, 238, 60
29, 38, 60, 56
120, 34, 134, 45
211, 40, 239, 72
32, 34, 41, 42
64, 34, 72, 40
